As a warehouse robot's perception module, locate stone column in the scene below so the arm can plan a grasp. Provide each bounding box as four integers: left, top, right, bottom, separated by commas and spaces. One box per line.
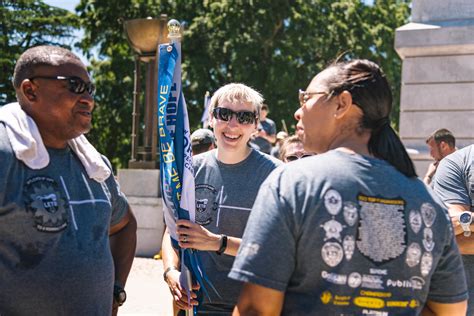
118, 169, 164, 257
395, 0, 474, 174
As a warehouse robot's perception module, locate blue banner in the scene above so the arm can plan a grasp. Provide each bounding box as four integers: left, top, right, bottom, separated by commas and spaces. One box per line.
158, 42, 214, 304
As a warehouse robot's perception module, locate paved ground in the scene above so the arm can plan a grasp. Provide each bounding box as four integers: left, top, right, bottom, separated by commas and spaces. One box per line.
120, 257, 173, 316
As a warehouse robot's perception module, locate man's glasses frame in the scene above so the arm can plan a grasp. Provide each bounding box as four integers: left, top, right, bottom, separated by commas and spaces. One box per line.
212, 107, 257, 125
29, 75, 96, 96
298, 89, 327, 107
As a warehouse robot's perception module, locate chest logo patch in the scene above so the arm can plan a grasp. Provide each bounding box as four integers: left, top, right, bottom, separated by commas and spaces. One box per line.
356, 194, 406, 263
24, 176, 68, 232
194, 184, 219, 226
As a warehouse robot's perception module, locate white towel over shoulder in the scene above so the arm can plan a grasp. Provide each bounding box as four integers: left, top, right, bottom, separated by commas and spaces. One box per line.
0, 102, 111, 182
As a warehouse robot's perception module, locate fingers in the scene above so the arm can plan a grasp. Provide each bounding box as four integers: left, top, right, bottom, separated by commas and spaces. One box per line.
173, 289, 199, 310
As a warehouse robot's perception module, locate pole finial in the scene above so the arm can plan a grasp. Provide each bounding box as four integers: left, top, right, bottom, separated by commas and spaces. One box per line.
167, 19, 181, 40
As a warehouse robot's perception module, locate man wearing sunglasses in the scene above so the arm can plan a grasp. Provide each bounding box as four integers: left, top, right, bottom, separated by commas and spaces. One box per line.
0, 46, 137, 315
162, 83, 281, 315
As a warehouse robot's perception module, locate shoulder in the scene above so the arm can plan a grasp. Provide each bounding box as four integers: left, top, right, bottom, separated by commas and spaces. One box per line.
193, 149, 216, 168
250, 149, 282, 170
0, 123, 14, 164
437, 146, 472, 180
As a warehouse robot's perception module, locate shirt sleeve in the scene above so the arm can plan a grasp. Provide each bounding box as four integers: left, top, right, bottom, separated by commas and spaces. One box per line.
427, 222, 468, 303
101, 156, 129, 227
229, 170, 296, 292
433, 154, 469, 205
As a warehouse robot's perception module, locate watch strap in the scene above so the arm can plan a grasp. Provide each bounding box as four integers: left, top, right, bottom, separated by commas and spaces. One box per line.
216, 234, 228, 255
163, 266, 179, 282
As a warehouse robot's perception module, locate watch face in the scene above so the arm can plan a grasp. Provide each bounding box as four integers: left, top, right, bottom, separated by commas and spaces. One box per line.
460, 213, 472, 224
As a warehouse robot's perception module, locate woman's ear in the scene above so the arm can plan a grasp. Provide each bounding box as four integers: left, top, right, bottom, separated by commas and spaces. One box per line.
334, 91, 354, 119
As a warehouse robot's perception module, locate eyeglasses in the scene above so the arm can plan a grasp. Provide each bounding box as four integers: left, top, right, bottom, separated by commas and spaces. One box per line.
212, 107, 257, 125
29, 76, 96, 96
285, 154, 313, 162
298, 89, 327, 107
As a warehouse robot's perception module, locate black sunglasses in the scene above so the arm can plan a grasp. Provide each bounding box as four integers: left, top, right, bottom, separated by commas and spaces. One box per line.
29, 75, 96, 96
285, 154, 313, 162
212, 107, 257, 125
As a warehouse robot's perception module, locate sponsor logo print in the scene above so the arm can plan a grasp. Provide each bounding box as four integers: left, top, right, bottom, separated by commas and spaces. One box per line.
353, 297, 385, 309
320, 291, 332, 304
321, 271, 347, 285
386, 276, 425, 290
348, 272, 362, 288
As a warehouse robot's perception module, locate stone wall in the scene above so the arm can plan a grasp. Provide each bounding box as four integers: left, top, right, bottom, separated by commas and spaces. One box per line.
395, 0, 474, 174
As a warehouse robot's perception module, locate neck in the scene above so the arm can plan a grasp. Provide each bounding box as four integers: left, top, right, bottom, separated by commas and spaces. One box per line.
216, 145, 252, 164
328, 130, 372, 157
40, 130, 68, 149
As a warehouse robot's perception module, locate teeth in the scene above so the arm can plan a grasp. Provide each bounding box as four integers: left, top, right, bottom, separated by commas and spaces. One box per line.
224, 133, 239, 140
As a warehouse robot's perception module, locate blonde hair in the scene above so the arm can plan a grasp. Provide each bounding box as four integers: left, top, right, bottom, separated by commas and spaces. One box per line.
208, 83, 264, 118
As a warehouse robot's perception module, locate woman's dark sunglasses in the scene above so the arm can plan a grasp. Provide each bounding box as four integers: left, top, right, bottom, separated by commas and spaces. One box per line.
29, 75, 96, 96
212, 107, 257, 125
285, 154, 313, 162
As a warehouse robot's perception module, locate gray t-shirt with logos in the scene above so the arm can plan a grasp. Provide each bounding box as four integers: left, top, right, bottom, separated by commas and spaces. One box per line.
0, 124, 129, 315
193, 148, 281, 315
230, 150, 467, 315
434, 144, 474, 313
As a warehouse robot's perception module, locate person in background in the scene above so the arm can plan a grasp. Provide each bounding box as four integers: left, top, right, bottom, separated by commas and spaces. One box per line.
249, 103, 276, 154
423, 128, 456, 185
279, 134, 315, 163
0, 45, 137, 315
191, 128, 216, 155
162, 83, 281, 315
230, 59, 467, 315
270, 131, 288, 159
433, 144, 474, 314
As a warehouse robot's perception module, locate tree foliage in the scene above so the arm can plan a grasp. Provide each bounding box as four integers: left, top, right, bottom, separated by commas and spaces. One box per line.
76, 0, 410, 169
0, 0, 78, 103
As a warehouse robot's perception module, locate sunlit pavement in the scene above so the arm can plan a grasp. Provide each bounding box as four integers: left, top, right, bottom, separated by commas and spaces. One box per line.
120, 257, 173, 316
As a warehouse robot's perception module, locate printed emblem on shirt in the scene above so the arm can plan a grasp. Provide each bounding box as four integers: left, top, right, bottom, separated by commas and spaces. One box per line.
343, 235, 355, 260
405, 242, 422, 267
420, 203, 436, 227
324, 189, 342, 215
321, 219, 345, 241
194, 184, 219, 226
408, 210, 422, 234
422, 228, 435, 252
420, 252, 433, 276
24, 176, 68, 232
321, 241, 344, 267
343, 202, 359, 226
356, 194, 406, 263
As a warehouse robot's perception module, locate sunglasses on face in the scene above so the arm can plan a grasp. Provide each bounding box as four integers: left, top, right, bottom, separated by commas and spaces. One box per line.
285, 154, 313, 162
212, 107, 257, 125
29, 75, 96, 96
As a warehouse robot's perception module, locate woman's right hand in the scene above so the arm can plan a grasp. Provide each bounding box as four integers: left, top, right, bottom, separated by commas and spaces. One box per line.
165, 269, 200, 310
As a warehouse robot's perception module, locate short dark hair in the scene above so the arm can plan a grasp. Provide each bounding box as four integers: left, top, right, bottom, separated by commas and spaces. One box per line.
261, 104, 269, 111
426, 128, 455, 148
13, 45, 82, 89
192, 143, 213, 155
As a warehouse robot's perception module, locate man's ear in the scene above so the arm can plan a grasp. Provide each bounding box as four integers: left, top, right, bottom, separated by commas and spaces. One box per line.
334, 91, 354, 119
20, 80, 37, 102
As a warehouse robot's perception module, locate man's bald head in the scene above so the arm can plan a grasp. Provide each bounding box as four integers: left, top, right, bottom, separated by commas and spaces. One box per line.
12, 45, 83, 90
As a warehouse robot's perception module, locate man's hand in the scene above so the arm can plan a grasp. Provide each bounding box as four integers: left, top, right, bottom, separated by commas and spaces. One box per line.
176, 219, 221, 251
165, 268, 200, 310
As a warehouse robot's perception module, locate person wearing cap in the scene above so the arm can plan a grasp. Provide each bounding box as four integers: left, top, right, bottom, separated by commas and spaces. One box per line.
270, 131, 288, 159
191, 128, 216, 155
249, 103, 277, 154
162, 83, 281, 315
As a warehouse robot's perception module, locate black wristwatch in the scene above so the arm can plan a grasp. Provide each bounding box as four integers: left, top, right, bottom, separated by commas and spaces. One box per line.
114, 282, 127, 306
216, 234, 228, 255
